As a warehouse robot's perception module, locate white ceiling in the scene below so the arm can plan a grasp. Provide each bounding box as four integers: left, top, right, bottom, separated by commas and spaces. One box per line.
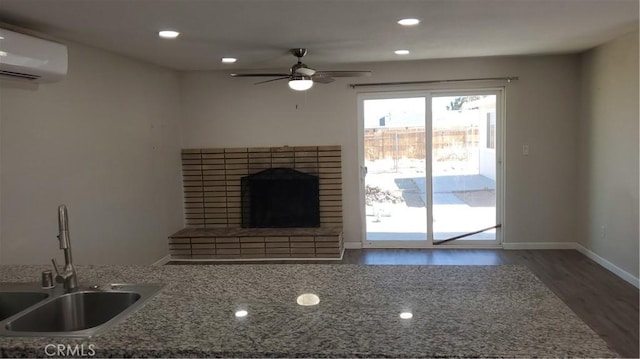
0, 0, 638, 71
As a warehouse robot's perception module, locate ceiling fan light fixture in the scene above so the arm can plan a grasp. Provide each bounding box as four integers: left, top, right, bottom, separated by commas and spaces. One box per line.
288, 76, 313, 91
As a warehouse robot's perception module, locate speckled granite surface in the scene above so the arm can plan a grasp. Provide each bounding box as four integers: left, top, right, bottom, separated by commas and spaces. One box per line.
0, 264, 617, 358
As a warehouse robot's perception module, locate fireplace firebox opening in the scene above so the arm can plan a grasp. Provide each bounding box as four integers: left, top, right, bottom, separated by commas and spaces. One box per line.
241, 168, 320, 228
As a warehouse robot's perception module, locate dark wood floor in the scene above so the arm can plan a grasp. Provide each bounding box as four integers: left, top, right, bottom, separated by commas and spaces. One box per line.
169, 249, 639, 358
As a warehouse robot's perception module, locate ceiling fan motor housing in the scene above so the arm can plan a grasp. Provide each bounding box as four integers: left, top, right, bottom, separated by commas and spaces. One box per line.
290, 48, 314, 75
291, 62, 312, 74
290, 48, 308, 58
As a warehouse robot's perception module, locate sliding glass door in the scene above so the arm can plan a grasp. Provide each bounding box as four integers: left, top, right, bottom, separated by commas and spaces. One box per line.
359, 90, 502, 246
362, 96, 428, 242
430, 94, 500, 244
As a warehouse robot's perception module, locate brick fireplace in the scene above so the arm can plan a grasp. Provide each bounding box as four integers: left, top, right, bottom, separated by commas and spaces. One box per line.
168, 145, 343, 260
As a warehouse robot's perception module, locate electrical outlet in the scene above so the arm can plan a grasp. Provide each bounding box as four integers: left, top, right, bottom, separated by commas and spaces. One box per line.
600, 225, 606, 239
522, 144, 529, 156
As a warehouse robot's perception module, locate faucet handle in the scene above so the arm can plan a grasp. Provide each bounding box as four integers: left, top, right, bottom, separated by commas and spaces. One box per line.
51, 258, 63, 283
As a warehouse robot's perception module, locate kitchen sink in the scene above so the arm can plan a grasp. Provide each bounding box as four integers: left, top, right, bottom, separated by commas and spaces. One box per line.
0, 283, 163, 338
0, 291, 49, 321
6, 291, 141, 332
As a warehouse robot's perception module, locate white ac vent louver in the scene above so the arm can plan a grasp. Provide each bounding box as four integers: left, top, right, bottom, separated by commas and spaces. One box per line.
0, 28, 67, 83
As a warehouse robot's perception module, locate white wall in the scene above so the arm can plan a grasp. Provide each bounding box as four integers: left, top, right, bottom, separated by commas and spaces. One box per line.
180, 55, 581, 247
577, 29, 639, 278
0, 39, 184, 265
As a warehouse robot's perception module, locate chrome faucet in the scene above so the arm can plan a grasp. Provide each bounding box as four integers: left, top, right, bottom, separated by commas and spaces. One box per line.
51, 204, 78, 291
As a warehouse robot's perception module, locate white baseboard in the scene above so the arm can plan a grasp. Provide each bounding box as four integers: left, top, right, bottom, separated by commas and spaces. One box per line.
151, 255, 171, 266
502, 242, 578, 250
575, 243, 640, 288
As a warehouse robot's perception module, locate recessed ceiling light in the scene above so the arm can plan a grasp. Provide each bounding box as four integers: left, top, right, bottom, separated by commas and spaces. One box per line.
235, 310, 248, 318
395, 50, 410, 55
296, 293, 320, 306
0, 51, 7, 57
0, 36, 4, 40
399, 312, 413, 319
158, 30, 180, 39
398, 18, 420, 26
221, 57, 237, 64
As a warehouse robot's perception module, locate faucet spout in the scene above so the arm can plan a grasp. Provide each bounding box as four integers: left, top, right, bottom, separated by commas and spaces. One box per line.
54, 204, 78, 291
58, 205, 71, 249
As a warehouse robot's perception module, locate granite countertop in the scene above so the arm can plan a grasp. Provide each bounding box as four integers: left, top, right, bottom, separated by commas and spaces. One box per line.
0, 264, 617, 358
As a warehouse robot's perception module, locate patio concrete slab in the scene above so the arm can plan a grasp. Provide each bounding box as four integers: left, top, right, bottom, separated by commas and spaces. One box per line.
412, 174, 496, 194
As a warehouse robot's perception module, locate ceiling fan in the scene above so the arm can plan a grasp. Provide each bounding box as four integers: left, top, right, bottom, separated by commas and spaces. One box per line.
231, 48, 372, 91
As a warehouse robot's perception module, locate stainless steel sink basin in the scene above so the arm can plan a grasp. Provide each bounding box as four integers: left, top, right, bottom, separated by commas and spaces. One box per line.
6, 291, 141, 332
0, 291, 49, 321
0, 283, 163, 338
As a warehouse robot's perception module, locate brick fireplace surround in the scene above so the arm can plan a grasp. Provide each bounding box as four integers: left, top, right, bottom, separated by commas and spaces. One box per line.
168, 146, 344, 260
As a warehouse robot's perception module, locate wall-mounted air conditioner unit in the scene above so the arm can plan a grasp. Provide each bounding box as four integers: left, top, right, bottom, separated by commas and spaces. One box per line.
0, 28, 67, 83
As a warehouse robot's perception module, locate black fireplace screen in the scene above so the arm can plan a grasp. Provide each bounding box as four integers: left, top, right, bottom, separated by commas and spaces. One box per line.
241, 168, 320, 228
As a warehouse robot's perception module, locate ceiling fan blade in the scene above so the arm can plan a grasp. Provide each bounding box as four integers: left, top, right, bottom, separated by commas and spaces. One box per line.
295, 67, 316, 77
254, 76, 290, 85
314, 70, 372, 78
231, 73, 290, 77
312, 76, 335, 84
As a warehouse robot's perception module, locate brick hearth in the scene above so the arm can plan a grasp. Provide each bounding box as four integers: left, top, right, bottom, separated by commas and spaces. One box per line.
169, 145, 343, 260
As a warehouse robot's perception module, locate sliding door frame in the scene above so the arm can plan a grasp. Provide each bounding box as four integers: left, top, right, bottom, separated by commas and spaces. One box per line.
357, 87, 505, 249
